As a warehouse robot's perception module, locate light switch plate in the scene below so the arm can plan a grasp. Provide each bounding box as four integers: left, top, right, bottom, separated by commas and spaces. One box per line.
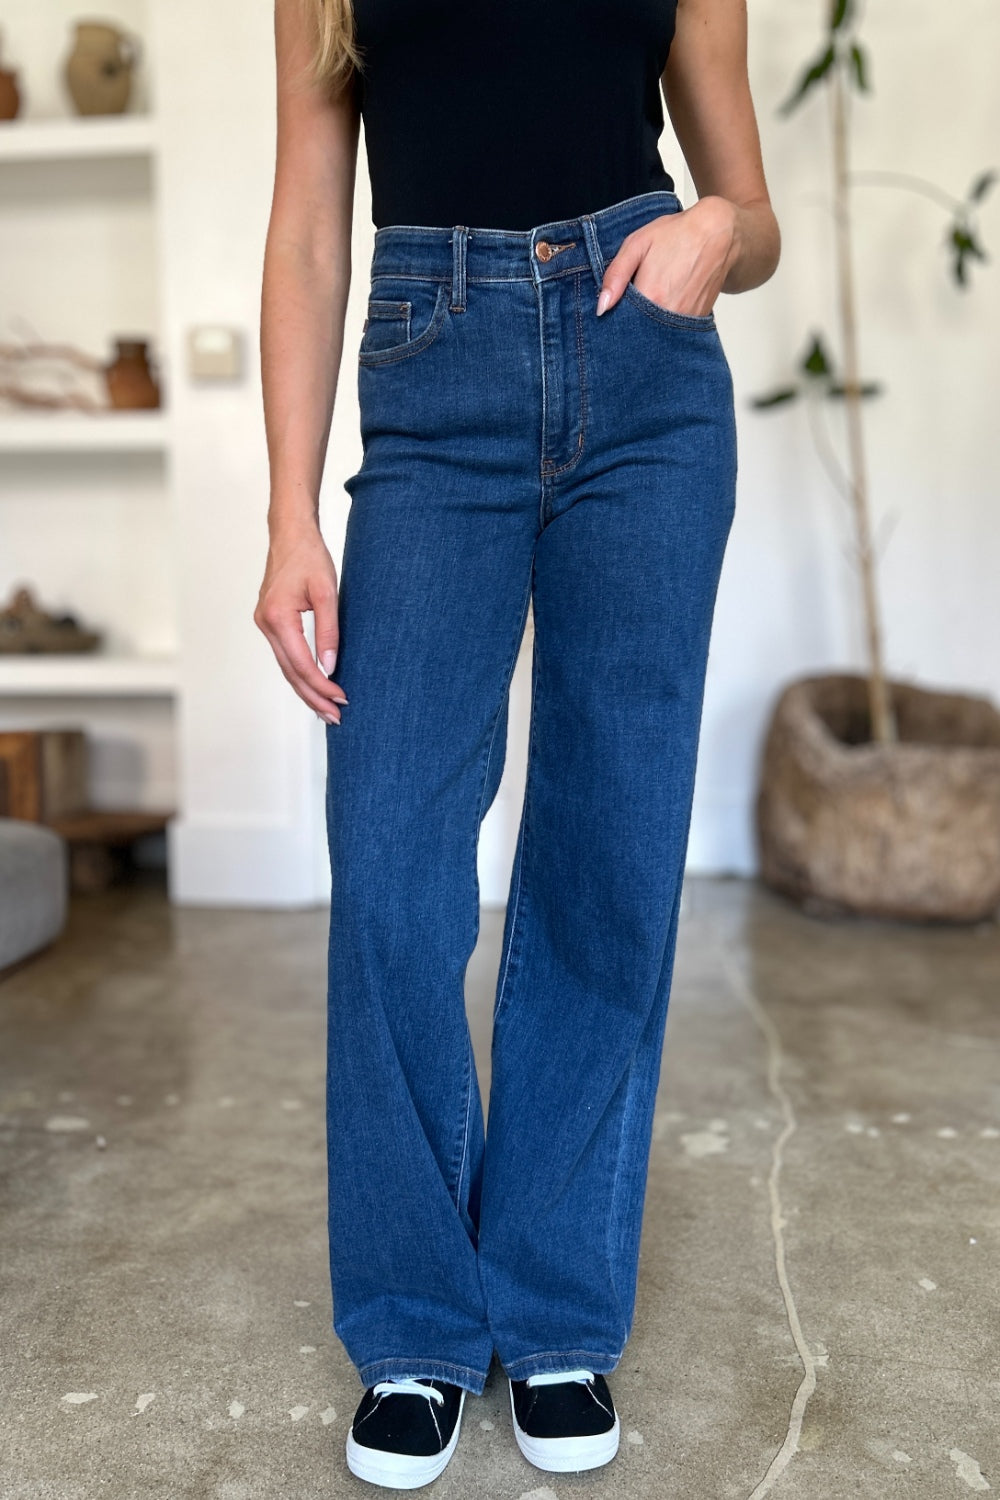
187, 326, 244, 381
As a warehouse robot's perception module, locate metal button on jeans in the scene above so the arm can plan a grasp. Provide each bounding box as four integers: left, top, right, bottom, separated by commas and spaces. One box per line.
535, 239, 575, 261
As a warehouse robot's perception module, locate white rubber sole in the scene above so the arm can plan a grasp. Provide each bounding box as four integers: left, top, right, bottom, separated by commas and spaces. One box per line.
509, 1381, 620, 1473
346, 1389, 466, 1490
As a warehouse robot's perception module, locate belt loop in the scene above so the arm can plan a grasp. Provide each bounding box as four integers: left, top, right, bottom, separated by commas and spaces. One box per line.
580, 213, 606, 293
450, 225, 468, 313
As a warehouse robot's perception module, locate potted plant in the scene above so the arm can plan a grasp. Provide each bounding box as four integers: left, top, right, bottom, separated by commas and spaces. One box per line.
751, 0, 999, 922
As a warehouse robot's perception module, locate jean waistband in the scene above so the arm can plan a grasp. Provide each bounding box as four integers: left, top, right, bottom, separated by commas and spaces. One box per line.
366, 189, 684, 309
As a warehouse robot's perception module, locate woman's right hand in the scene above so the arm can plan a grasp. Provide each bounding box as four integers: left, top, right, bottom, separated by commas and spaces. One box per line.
254, 524, 349, 725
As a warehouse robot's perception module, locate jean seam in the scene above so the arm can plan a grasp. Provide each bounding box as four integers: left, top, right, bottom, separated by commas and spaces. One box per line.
492, 591, 540, 1028
503, 1348, 625, 1378
369, 272, 451, 284
604, 1062, 633, 1345
540, 270, 589, 480
453, 562, 535, 1203
449, 1035, 473, 1209
359, 1356, 489, 1384
534, 275, 548, 486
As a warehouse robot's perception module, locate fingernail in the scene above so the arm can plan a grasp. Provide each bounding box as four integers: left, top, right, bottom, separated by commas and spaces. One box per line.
332, 697, 348, 707
596, 288, 612, 316
320, 648, 337, 676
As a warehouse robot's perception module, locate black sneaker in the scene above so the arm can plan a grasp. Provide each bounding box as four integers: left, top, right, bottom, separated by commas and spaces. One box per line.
346, 1377, 467, 1489
509, 1368, 620, 1472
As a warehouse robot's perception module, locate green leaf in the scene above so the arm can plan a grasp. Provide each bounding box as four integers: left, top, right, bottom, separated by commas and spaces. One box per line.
749, 387, 801, 410
849, 42, 870, 92
950, 223, 989, 287
968, 168, 997, 204
802, 334, 834, 379
952, 225, 987, 259
830, 0, 855, 33
779, 43, 836, 116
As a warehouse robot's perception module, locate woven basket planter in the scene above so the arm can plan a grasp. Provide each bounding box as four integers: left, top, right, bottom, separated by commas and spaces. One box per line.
755, 672, 1000, 923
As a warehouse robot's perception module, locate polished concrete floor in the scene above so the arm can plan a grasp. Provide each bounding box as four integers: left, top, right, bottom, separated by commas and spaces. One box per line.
1, 873, 997, 1500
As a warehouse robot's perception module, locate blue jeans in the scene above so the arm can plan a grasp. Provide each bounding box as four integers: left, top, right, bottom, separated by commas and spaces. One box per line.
324, 188, 737, 1395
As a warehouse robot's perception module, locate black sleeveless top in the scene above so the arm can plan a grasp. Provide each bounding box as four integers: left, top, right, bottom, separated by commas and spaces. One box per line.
350, 0, 678, 231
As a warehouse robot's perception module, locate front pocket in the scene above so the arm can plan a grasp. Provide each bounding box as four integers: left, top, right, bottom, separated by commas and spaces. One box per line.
623, 280, 716, 331
358, 277, 451, 366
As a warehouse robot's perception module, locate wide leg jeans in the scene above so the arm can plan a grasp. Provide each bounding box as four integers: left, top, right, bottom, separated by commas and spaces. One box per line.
324, 189, 738, 1394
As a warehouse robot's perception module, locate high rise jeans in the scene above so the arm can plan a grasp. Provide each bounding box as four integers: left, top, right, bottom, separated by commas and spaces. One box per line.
324, 188, 737, 1396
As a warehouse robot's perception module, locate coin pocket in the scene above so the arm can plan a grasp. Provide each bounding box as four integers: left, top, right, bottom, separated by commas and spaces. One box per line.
360, 298, 412, 355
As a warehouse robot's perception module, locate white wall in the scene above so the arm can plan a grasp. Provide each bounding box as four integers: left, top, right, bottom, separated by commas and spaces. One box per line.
685, 0, 1000, 870
7, 0, 992, 904
146, 0, 1000, 901
153, 0, 328, 903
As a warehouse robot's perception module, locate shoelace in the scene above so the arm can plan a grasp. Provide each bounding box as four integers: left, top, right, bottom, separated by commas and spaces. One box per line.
371, 1377, 444, 1403
525, 1368, 595, 1388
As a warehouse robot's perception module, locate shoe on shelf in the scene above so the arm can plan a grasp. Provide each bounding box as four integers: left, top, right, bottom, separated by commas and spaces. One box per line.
509, 1368, 620, 1473
346, 1377, 467, 1490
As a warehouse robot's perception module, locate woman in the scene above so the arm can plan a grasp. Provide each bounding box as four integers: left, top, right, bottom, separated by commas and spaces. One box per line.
257, 0, 780, 1488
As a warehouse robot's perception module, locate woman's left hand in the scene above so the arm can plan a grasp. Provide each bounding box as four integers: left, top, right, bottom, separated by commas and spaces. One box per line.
596, 195, 741, 321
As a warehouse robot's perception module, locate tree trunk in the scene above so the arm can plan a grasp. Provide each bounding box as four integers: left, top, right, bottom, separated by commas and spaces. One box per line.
829, 57, 897, 743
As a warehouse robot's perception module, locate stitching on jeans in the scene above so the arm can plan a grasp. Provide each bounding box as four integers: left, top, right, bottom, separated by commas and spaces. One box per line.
580, 211, 610, 316
492, 596, 540, 1028
539, 270, 588, 480
360, 1357, 488, 1382
358, 282, 451, 366
533, 276, 548, 492
622, 281, 716, 331
369, 273, 450, 284
530, 263, 588, 285
476, 566, 534, 1032
368, 269, 580, 287
450, 1032, 473, 1210
505, 1347, 624, 1375
603, 1059, 633, 1342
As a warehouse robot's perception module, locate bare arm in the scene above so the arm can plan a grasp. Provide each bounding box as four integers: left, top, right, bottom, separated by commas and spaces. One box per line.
255, 0, 359, 722
597, 0, 781, 318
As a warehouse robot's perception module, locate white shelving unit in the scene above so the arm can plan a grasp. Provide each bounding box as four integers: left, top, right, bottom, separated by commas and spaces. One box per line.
0, 409, 171, 453
1, 7, 178, 821
0, 113, 159, 162
0, 652, 177, 697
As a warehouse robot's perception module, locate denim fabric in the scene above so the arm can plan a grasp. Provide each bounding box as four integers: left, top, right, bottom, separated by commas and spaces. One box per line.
325, 189, 737, 1395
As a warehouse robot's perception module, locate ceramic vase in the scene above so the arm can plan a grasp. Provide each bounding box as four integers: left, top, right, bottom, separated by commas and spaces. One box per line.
0, 32, 21, 119
104, 339, 160, 409
64, 20, 140, 116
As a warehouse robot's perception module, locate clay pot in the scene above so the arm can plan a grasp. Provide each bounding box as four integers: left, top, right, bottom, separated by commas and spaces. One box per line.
0, 60, 20, 121
63, 20, 140, 117
755, 672, 1000, 923
104, 338, 160, 409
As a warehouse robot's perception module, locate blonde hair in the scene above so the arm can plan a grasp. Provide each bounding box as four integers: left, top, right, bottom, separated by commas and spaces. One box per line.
301, 0, 364, 96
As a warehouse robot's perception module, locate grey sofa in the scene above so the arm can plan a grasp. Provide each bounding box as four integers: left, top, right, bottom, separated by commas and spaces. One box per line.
0, 818, 68, 972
